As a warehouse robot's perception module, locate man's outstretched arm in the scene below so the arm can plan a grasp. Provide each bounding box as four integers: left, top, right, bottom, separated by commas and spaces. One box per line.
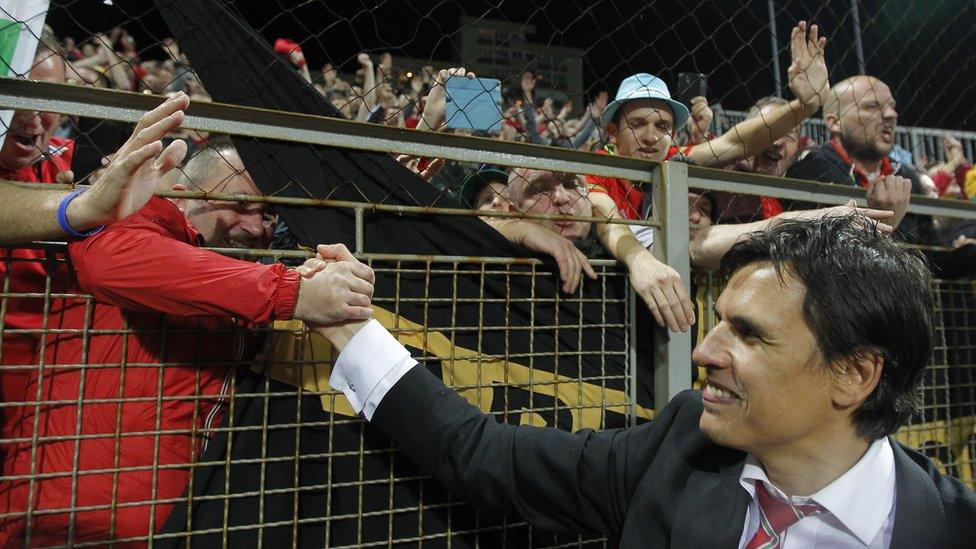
690, 201, 895, 271
315, 319, 688, 537
589, 191, 695, 332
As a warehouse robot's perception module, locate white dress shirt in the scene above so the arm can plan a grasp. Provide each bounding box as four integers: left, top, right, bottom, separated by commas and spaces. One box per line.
330, 319, 418, 420
737, 437, 897, 548
331, 320, 899, 548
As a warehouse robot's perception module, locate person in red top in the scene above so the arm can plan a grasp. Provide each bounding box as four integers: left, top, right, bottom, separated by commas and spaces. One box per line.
0, 42, 79, 374
0, 139, 376, 545
587, 21, 831, 231
0, 42, 191, 376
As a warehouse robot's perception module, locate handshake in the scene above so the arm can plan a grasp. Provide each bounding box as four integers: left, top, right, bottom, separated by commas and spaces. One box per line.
292, 243, 375, 350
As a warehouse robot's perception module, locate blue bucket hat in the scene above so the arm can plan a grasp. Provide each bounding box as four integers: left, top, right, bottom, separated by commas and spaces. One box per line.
600, 73, 690, 131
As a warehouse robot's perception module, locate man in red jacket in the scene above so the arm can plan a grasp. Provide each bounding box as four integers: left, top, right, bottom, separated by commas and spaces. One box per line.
0, 138, 375, 546
0, 38, 190, 376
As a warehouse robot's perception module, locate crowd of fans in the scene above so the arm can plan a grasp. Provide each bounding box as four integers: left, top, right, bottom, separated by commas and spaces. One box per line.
46, 24, 976, 217
0, 17, 975, 545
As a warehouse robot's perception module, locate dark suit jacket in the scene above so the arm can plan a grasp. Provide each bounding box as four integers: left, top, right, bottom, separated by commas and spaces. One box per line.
372, 366, 976, 548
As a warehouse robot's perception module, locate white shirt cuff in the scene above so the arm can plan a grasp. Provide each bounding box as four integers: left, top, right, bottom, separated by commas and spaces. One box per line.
329, 319, 418, 420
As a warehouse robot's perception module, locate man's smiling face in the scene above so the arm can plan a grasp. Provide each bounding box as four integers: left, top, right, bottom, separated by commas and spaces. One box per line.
180, 153, 275, 249
693, 262, 841, 455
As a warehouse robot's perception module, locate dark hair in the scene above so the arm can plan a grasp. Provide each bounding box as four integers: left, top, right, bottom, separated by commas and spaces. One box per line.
720, 215, 934, 440
745, 95, 789, 120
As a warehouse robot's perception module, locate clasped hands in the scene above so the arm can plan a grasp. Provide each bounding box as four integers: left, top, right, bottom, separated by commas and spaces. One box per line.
292, 243, 375, 350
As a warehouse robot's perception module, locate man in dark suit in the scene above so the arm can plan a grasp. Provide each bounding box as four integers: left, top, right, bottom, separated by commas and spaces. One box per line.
314, 216, 975, 548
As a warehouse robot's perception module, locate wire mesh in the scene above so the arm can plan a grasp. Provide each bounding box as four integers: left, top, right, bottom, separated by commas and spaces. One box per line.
0, 0, 975, 546
0, 246, 641, 547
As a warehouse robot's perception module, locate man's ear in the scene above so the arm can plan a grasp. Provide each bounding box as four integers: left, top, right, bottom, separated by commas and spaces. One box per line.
824, 112, 842, 138
832, 352, 884, 410
605, 121, 618, 143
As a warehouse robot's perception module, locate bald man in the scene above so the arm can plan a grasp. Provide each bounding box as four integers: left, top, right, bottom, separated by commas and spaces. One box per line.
786, 76, 934, 245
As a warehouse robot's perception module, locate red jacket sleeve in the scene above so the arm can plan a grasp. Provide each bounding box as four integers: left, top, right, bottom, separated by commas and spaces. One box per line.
68, 207, 300, 324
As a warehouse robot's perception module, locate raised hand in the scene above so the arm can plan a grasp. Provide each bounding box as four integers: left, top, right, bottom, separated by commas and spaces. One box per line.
943, 136, 966, 169
520, 71, 536, 93
541, 96, 556, 119
557, 100, 573, 120
67, 93, 190, 229
587, 90, 609, 120
866, 175, 911, 231
418, 67, 475, 131
687, 96, 713, 144
787, 20, 829, 108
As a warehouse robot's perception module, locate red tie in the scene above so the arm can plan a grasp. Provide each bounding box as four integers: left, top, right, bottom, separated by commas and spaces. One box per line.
745, 481, 826, 549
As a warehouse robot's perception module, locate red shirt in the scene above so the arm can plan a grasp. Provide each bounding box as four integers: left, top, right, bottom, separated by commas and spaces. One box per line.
585, 145, 694, 219
0, 196, 301, 546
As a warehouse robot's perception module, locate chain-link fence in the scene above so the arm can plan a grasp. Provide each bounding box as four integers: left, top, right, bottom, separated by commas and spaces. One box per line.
1, 0, 975, 546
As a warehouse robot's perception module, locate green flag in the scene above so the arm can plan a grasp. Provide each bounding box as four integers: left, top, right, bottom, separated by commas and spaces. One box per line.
0, 1, 48, 77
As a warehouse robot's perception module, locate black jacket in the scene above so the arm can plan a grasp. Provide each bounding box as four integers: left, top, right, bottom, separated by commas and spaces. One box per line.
374, 365, 976, 548
786, 142, 937, 246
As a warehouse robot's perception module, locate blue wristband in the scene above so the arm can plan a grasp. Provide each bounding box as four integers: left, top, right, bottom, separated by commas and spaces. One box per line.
57, 188, 105, 239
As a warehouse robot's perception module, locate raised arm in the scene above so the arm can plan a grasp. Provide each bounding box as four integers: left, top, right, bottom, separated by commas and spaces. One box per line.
689, 200, 894, 271
355, 53, 378, 123
0, 93, 190, 244
569, 94, 605, 149
518, 72, 548, 145
687, 21, 828, 168
72, 221, 373, 327
416, 67, 475, 131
